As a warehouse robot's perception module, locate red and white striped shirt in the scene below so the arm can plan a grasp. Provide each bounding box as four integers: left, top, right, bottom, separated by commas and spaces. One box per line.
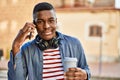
43, 47, 64, 80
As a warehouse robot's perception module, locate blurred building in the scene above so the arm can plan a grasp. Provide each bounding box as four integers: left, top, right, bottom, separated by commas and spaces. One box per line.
0, 0, 120, 62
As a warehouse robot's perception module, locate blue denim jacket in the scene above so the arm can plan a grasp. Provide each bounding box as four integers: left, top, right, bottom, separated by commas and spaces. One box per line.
8, 32, 91, 80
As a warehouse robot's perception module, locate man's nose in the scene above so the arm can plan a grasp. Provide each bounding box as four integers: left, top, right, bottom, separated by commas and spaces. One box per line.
44, 22, 50, 28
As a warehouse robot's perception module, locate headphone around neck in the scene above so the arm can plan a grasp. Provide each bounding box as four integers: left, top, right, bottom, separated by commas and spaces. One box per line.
35, 35, 59, 51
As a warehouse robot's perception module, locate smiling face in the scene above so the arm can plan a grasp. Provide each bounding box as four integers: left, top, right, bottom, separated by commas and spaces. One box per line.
34, 10, 57, 40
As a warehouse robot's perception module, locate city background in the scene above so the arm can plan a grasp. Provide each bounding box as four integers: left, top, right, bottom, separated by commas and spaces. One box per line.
0, 0, 120, 80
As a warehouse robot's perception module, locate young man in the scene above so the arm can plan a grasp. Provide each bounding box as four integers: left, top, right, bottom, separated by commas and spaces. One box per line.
8, 2, 91, 80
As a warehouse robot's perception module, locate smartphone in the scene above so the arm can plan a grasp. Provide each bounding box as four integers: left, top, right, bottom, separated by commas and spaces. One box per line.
29, 21, 36, 40
29, 32, 32, 40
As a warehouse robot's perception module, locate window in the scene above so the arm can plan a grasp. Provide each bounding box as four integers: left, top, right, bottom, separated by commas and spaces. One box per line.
94, 0, 114, 7
56, 0, 114, 8
89, 25, 102, 37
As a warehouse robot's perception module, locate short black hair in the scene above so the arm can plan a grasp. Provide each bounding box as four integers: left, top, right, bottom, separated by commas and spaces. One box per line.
33, 2, 54, 19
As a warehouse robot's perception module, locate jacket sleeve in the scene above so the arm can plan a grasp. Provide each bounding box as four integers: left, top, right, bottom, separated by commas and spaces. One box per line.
77, 42, 91, 80
70, 38, 91, 80
8, 50, 27, 80
62, 35, 91, 80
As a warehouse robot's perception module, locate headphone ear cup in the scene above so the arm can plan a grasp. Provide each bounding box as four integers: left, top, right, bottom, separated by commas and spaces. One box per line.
36, 39, 49, 51
35, 35, 59, 50
49, 38, 59, 48
43, 40, 49, 49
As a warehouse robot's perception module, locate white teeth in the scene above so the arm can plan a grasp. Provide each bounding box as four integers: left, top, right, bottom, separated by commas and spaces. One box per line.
45, 32, 52, 35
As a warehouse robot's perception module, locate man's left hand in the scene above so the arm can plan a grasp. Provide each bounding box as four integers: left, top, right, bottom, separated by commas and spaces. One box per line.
64, 68, 87, 80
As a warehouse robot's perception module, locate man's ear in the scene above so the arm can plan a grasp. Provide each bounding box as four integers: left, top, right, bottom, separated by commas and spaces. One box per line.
56, 18, 57, 23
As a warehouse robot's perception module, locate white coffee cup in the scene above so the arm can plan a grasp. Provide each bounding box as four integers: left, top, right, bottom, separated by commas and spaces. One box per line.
63, 57, 78, 72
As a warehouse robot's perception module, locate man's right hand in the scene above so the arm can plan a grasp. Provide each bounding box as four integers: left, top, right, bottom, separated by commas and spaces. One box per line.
12, 22, 36, 56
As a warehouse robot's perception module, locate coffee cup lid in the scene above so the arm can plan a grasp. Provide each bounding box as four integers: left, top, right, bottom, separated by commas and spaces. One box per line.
64, 57, 77, 62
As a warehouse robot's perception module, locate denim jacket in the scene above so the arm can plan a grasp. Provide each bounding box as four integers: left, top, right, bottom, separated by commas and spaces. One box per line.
8, 32, 91, 80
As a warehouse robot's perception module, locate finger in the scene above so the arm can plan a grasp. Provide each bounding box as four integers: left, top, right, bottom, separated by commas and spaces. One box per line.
74, 76, 81, 80
74, 68, 87, 80
22, 22, 35, 33
28, 32, 32, 40
64, 72, 66, 76
29, 23, 36, 30
65, 76, 74, 80
75, 68, 83, 72
66, 71, 80, 77
74, 72, 80, 77
26, 33, 34, 39
68, 68, 76, 72
27, 23, 35, 31
74, 68, 83, 77
66, 71, 74, 76
28, 30, 35, 39
21, 22, 30, 32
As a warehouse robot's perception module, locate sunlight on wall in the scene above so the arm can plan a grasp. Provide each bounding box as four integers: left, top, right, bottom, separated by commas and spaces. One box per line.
11, 20, 17, 31
0, 0, 7, 7
0, 21, 8, 32
12, 0, 18, 5
0, 0, 18, 6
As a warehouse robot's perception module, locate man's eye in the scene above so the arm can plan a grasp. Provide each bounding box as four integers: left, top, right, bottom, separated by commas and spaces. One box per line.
49, 19, 55, 23
37, 20, 44, 24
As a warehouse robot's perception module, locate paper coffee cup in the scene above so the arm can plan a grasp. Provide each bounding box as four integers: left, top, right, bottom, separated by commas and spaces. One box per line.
63, 57, 77, 72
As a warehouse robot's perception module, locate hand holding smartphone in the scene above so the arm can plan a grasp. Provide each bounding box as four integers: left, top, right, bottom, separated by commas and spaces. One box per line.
29, 32, 32, 40
29, 21, 36, 40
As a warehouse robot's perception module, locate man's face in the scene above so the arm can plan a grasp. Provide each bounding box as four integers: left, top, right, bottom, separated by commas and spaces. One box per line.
34, 10, 57, 40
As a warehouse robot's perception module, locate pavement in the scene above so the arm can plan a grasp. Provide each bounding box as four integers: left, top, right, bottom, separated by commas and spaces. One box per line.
0, 60, 120, 80
88, 62, 120, 80
0, 70, 7, 80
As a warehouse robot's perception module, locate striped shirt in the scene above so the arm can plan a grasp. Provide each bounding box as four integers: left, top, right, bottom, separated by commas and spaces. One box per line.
43, 47, 64, 80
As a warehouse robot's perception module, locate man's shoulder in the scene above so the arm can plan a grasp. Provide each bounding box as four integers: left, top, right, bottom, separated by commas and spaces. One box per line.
62, 34, 79, 42
21, 39, 36, 49
58, 32, 78, 40
58, 33, 81, 46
